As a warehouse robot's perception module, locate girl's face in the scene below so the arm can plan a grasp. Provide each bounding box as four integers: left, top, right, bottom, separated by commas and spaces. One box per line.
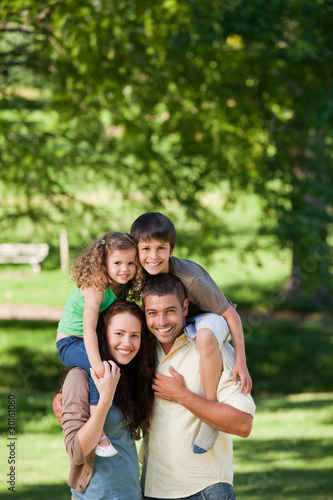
106, 312, 141, 365
106, 248, 137, 285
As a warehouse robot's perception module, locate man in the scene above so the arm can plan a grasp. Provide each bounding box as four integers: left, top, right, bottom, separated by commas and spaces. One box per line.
140, 274, 255, 500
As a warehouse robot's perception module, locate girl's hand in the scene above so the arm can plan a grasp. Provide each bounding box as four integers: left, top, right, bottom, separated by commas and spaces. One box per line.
92, 361, 106, 379
90, 361, 121, 404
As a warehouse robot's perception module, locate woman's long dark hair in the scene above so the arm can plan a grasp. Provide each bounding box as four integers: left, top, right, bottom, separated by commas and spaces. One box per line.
97, 299, 156, 440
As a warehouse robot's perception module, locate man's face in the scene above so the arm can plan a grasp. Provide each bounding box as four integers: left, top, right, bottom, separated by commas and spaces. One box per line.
144, 293, 188, 354
137, 239, 173, 275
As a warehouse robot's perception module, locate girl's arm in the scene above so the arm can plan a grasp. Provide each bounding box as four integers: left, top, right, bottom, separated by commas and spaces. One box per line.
77, 362, 120, 456
81, 286, 105, 378
222, 305, 252, 395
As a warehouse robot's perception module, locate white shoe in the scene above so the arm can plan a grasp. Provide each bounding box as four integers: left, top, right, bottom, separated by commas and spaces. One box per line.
95, 435, 118, 457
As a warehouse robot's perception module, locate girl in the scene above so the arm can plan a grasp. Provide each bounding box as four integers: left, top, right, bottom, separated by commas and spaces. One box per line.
61, 300, 156, 500
56, 232, 144, 457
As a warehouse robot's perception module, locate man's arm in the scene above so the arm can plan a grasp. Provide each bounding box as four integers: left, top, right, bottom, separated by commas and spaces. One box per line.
152, 367, 253, 438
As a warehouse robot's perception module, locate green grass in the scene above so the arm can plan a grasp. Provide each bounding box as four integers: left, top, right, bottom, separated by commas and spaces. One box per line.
233, 393, 333, 500
0, 391, 332, 500
0, 269, 73, 307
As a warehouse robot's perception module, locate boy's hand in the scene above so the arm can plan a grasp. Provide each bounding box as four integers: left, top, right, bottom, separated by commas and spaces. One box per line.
233, 361, 252, 396
92, 272, 110, 293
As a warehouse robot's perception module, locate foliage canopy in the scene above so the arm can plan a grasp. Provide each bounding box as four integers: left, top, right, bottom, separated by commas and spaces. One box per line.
1, 0, 332, 302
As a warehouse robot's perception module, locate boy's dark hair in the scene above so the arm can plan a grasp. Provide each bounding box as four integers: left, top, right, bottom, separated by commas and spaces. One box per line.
142, 274, 186, 307
130, 212, 177, 251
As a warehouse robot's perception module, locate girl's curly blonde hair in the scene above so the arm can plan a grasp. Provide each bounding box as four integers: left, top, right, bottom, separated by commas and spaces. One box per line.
70, 232, 144, 302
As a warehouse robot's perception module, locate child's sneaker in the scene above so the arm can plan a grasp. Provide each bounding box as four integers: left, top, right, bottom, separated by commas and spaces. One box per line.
95, 435, 118, 457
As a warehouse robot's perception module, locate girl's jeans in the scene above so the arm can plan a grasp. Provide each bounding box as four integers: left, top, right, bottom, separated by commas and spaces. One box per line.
56, 336, 99, 405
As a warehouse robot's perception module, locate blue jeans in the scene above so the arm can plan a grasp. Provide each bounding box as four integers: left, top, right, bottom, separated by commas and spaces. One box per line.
56, 336, 99, 405
145, 482, 236, 500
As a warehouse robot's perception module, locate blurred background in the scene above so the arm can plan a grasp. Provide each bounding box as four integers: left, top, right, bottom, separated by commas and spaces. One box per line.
0, 1, 332, 499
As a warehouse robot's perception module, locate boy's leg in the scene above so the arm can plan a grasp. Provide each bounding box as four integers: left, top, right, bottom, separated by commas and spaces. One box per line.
185, 314, 229, 454
194, 328, 221, 454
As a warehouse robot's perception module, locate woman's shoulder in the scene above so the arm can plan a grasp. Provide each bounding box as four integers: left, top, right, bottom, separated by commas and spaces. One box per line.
63, 368, 89, 397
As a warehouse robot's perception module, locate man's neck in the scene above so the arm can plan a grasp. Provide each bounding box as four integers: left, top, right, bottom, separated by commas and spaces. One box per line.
161, 330, 184, 355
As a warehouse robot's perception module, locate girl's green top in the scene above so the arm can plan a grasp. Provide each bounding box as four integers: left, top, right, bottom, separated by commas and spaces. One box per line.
57, 286, 125, 336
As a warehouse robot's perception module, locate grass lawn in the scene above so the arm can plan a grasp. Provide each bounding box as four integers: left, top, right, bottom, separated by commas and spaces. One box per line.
0, 391, 332, 500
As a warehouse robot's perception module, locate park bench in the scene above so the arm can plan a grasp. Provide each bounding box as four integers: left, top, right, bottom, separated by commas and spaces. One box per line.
0, 243, 49, 274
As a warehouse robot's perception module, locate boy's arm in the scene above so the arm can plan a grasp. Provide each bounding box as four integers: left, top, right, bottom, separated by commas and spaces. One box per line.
81, 286, 104, 378
222, 305, 252, 395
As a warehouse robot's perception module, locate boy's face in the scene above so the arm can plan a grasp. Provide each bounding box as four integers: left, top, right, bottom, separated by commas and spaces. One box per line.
137, 239, 173, 275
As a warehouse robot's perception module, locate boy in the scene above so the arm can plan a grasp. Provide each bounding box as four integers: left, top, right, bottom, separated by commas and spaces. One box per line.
130, 212, 252, 454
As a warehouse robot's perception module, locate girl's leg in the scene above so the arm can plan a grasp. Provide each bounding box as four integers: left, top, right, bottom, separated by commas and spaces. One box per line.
185, 314, 229, 454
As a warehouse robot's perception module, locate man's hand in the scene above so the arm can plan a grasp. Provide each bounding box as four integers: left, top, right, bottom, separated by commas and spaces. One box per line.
152, 367, 187, 402
52, 392, 63, 424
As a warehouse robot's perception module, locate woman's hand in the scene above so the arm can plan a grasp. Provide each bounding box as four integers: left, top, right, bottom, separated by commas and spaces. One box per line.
90, 360, 121, 407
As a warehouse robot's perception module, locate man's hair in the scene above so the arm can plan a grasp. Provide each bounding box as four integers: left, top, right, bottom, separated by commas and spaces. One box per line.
141, 274, 186, 307
130, 212, 177, 251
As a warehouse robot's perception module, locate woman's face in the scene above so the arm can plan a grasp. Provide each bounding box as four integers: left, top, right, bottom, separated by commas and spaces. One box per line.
106, 312, 141, 365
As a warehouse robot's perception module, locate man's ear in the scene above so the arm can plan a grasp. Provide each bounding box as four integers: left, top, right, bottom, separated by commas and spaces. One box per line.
183, 298, 189, 317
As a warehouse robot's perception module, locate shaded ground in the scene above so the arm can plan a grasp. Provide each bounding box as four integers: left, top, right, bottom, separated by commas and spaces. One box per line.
0, 303, 63, 321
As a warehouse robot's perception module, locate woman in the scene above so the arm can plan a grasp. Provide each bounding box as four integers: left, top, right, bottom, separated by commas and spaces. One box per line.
61, 299, 156, 500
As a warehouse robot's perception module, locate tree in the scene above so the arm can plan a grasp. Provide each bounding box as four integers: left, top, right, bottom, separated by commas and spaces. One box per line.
0, 0, 332, 303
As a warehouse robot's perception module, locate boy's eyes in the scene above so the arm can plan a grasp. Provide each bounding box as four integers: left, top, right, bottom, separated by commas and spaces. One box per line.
141, 246, 166, 251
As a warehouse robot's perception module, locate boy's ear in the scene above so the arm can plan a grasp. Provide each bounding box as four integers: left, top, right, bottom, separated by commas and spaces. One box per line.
170, 247, 174, 257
